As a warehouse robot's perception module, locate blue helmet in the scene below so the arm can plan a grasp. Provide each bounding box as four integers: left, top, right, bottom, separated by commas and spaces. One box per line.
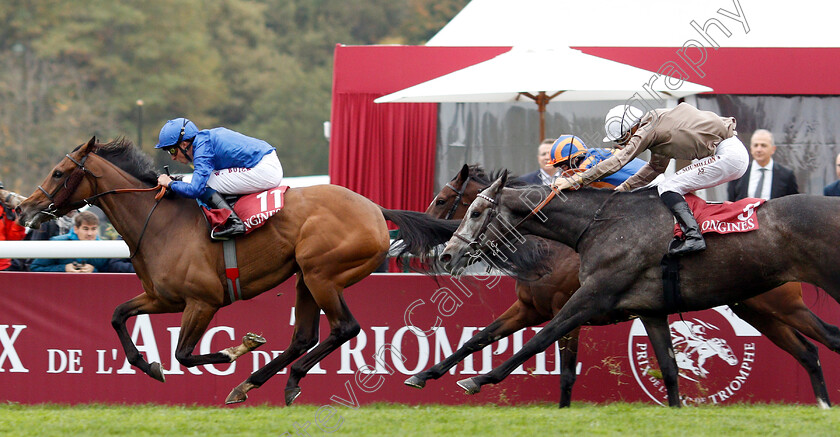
155, 118, 198, 149
548, 135, 588, 167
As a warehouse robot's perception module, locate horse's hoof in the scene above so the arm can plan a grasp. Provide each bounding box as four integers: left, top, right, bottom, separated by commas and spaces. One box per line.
243, 333, 267, 350
404, 375, 426, 389
225, 381, 257, 405
149, 362, 166, 383
457, 378, 481, 395
285, 387, 301, 406
225, 387, 248, 405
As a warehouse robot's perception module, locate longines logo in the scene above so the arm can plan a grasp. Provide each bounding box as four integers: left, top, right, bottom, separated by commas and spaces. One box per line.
628, 306, 761, 406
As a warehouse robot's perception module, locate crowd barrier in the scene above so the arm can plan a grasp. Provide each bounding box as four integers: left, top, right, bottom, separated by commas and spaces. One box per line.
2, 272, 839, 407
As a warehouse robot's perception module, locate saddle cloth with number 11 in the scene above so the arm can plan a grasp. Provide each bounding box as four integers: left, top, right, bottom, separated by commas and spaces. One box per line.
201, 186, 289, 235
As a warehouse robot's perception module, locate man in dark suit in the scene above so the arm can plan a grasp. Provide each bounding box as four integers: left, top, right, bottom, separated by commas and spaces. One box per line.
727, 129, 798, 201
823, 152, 840, 196
519, 138, 558, 186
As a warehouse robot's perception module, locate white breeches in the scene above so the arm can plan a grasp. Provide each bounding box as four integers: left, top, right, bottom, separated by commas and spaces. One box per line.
657, 136, 749, 196
207, 152, 284, 195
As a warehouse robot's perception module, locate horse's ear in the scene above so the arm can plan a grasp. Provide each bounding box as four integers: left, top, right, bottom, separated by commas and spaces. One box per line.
80, 136, 97, 154
487, 171, 508, 197
458, 164, 470, 182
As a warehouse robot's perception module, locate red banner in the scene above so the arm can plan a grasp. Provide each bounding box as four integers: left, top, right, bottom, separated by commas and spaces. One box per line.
1, 272, 838, 406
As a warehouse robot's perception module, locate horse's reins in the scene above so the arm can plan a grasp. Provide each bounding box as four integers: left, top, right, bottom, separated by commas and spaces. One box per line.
38, 152, 168, 259
572, 191, 618, 252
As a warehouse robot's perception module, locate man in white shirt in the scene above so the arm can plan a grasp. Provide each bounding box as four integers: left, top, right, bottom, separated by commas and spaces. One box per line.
727, 129, 798, 201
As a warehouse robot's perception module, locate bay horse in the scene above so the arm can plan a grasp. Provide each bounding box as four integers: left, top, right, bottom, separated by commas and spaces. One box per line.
439, 173, 840, 407
15, 137, 454, 406
412, 164, 840, 407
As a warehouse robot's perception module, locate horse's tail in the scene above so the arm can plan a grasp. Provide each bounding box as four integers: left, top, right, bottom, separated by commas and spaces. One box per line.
379, 208, 458, 261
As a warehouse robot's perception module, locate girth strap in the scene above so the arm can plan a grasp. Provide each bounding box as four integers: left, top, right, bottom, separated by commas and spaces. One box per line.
223, 239, 242, 303
661, 255, 684, 314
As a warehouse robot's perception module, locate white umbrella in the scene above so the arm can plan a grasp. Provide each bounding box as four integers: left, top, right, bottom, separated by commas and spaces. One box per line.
375, 46, 713, 140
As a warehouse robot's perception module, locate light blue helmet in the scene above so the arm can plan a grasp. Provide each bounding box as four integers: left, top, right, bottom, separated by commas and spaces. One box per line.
155, 118, 198, 149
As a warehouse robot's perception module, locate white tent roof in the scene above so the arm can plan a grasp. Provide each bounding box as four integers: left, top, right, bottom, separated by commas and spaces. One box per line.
375, 46, 711, 103
428, 0, 840, 48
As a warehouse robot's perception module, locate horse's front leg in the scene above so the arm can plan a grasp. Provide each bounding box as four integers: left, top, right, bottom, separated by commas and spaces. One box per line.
406, 300, 547, 389
456, 288, 606, 395
558, 327, 581, 408
639, 316, 681, 407
173, 300, 264, 368
111, 293, 183, 382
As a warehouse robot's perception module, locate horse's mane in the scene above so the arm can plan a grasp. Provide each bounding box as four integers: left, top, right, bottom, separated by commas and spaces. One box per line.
93, 138, 159, 187
464, 164, 533, 188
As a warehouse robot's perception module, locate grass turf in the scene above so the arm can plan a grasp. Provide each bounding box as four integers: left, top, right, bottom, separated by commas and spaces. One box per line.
1, 402, 839, 436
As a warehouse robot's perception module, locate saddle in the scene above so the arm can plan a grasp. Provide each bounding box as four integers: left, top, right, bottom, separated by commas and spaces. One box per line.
673, 194, 766, 238
200, 186, 289, 235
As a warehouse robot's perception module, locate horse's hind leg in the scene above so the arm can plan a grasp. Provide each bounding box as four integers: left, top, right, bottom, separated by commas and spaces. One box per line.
284, 284, 360, 406
112, 293, 183, 382
730, 302, 830, 408
639, 316, 681, 407
742, 284, 840, 353
226, 275, 321, 405
558, 327, 581, 408
406, 300, 548, 389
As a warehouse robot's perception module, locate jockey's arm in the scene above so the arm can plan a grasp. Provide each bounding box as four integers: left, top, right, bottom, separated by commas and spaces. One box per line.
573, 144, 640, 187
169, 154, 214, 198
615, 153, 670, 191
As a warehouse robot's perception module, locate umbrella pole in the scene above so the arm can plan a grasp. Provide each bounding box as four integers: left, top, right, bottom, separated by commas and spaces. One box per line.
520, 91, 563, 141
537, 91, 549, 141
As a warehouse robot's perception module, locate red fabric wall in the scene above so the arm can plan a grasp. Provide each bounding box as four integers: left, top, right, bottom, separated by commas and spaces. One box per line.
329, 45, 508, 211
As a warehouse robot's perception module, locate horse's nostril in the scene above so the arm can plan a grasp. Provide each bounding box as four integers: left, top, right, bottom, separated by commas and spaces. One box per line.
440, 253, 452, 263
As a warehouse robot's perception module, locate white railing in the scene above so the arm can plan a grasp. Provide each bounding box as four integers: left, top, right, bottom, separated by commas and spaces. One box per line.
0, 241, 130, 258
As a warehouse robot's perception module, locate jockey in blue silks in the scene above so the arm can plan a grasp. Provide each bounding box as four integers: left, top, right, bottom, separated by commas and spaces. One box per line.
155, 118, 283, 240
548, 135, 646, 187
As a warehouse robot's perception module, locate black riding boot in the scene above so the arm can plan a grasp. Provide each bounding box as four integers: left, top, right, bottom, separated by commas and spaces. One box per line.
660, 191, 706, 256
204, 191, 246, 241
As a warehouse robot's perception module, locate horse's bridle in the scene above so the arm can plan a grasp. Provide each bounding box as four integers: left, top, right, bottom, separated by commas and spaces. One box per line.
452, 191, 502, 252
441, 175, 472, 220
36, 153, 101, 219
33, 151, 167, 259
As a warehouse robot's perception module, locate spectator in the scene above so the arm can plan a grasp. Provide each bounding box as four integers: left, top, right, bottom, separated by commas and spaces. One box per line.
727, 129, 798, 201
0, 181, 27, 271
29, 211, 134, 273
518, 138, 558, 186
823, 152, 840, 196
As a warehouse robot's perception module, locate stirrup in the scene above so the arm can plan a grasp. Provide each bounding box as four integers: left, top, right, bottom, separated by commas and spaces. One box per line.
667, 236, 706, 256
211, 221, 246, 241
